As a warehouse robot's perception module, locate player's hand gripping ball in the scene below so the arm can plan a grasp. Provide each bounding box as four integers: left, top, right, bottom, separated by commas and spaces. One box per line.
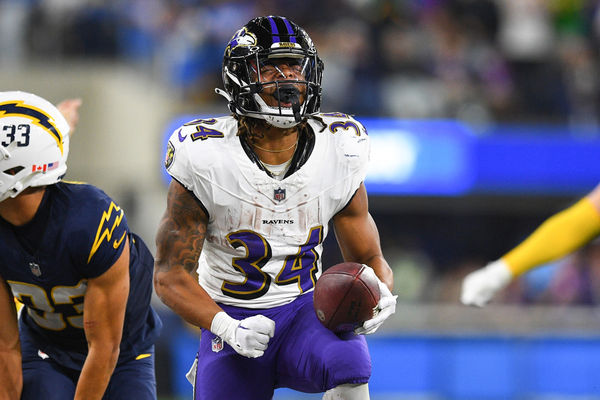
313, 262, 381, 333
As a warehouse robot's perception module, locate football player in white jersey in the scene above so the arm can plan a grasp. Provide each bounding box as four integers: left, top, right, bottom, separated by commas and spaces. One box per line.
154, 16, 396, 400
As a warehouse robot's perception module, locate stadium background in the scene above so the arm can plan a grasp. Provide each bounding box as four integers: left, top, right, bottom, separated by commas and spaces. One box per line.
2, 0, 600, 398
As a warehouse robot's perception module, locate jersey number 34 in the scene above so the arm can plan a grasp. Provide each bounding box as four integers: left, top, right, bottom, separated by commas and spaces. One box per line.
223, 226, 323, 299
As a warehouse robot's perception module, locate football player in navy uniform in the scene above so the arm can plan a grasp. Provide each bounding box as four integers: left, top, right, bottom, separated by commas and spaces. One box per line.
154, 16, 396, 399
0, 91, 161, 400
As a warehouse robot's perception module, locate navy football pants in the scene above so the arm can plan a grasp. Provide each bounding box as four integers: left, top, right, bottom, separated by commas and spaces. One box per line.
20, 345, 156, 400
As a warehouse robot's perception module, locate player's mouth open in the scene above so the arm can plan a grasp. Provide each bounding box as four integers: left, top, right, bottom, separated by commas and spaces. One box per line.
273, 86, 301, 107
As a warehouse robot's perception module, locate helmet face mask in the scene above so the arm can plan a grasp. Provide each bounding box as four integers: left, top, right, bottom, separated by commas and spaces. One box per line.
0, 91, 70, 202
221, 16, 323, 128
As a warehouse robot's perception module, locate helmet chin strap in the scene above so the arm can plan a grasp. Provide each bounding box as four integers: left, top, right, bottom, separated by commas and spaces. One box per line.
0, 146, 10, 160
272, 86, 302, 123
215, 88, 232, 103
215, 88, 241, 117
216, 84, 304, 127
0, 177, 24, 202
291, 99, 301, 123
253, 95, 301, 128
0, 140, 18, 160
10, 181, 23, 197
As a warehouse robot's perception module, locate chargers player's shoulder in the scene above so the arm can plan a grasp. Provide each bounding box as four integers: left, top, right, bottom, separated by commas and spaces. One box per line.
55, 182, 126, 229
55, 182, 130, 272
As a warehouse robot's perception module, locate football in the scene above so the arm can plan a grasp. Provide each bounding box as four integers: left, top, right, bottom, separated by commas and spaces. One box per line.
313, 262, 381, 333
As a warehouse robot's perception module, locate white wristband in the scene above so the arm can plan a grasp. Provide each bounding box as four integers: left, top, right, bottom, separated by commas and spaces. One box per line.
486, 259, 513, 285
210, 311, 238, 339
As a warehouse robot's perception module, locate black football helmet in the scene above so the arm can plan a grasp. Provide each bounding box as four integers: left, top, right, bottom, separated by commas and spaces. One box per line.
217, 16, 323, 128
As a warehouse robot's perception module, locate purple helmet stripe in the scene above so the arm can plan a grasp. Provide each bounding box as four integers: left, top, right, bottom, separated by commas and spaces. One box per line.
282, 18, 297, 43
268, 16, 281, 43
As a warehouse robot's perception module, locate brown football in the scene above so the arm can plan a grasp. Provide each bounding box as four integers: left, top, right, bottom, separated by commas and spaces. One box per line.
313, 262, 381, 333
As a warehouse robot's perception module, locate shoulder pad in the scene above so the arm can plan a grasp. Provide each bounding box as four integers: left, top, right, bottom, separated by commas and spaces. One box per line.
166, 116, 236, 164
174, 116, 236, 143
309, 113, 368, 138
165, 116, 237, 187
308, 113, 370, 172
56, 182, 128, 263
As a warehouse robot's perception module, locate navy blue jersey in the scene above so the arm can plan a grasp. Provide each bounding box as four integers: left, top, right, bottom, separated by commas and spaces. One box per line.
0, 182, 161, 370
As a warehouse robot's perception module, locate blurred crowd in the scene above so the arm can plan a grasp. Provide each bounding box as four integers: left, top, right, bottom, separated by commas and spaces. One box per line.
379, 220, 600, 307
317, 209, 600, 307
429, 240, 600, 306
2, 0, 600, 126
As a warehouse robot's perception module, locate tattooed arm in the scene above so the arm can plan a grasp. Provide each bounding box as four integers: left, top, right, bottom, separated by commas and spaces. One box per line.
154, 179, 222, 329
154, 180, 276, 357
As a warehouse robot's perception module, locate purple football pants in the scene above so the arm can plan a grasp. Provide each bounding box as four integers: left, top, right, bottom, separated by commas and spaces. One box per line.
193, 292, 371, 400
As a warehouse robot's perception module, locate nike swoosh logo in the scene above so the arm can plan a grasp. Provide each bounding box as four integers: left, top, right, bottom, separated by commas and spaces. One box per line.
178, 129, 187, 142
113, 231, 127, 249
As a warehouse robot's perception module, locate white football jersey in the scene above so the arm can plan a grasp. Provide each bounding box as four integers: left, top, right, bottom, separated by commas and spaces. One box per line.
165, 113, 370, 308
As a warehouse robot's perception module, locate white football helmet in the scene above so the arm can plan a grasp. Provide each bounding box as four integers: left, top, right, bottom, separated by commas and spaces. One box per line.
0, 91, 70, 202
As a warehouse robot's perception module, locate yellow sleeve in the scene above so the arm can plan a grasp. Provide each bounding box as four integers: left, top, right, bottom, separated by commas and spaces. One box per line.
503, 197, 600, 276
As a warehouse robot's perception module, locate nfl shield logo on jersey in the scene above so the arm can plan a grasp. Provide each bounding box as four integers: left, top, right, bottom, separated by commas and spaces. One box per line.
274, 188, 286, 202
29, 262, 42, 277
212, 336, 224, 353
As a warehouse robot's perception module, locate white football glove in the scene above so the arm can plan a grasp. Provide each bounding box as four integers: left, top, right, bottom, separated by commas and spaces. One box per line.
461, 259, 513, 307
210, 312, 275, 358
354, 265, 397, 335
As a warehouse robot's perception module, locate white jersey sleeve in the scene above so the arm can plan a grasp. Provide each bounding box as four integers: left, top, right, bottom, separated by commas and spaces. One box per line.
165, 116, 238, 218
313, 112, 370, 213
164, 113, 371, 309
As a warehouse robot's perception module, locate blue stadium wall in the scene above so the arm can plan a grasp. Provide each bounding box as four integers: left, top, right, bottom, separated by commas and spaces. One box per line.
168, 329, 600, 399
